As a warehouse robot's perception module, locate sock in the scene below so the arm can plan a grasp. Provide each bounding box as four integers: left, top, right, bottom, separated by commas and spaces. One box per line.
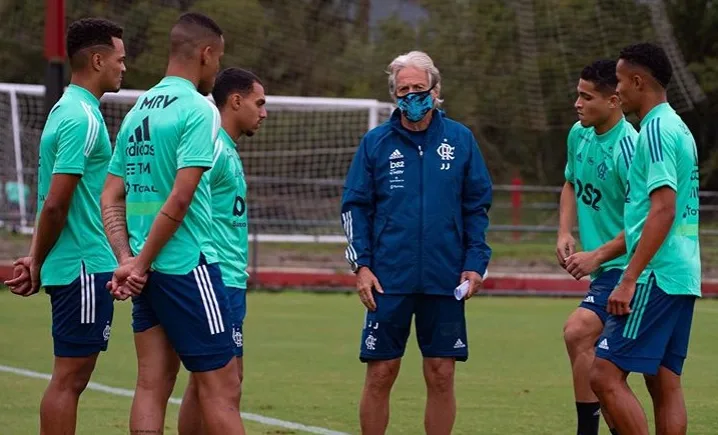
610, 429, 619, 435
576, 402, 600, 435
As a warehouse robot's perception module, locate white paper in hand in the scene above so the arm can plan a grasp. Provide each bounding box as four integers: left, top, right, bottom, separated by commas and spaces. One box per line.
454, 280, 470, 300
454, 269, 489, 300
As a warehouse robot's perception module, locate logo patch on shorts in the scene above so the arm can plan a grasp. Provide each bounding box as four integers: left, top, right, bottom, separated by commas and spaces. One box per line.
102, 324, 111, 341
365, 334, 377, 351
583, 295, 595, 304
598, 338, 609, 350
453, 339, 466, 349
233, 328, 243, 348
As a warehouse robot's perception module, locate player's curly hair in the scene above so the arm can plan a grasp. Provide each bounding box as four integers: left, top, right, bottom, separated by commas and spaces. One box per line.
66, 18, 123, 67
619, 43, 673, 89
580, 59, 618, 95
212, 68, 263, 108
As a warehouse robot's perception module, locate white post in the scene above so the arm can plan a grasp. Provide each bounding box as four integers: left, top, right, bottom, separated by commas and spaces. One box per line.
368, 103, 379, 131
9, 89, 28, 230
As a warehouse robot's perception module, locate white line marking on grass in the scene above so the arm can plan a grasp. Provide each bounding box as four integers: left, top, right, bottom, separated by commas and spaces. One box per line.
0, 364, 349, 435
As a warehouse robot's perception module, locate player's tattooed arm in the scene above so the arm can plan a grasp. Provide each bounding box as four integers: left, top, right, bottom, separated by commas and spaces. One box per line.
101, 174, 133, 264
102, 204, 132, 262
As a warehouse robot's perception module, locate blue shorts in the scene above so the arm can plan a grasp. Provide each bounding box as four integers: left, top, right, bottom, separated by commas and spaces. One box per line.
596, 274, 696, 376
45, 264, 114, 358
227, 287, 246, 357
132, 260, 234, 372
579, 268, 623, 324
360, 293, 468, 362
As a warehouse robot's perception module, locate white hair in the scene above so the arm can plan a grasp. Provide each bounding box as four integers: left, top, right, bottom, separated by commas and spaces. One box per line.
386, 51, 443, 106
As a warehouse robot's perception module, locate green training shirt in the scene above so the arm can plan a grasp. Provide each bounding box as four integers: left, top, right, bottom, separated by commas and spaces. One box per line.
624, 103, 701, 296
108, 76, 221, 275
37, 84, 117, 286
564, 119, 638, 278
209, 128, 249, 289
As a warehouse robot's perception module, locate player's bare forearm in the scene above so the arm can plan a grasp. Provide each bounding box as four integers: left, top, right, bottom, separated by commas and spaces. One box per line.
26, 229, 38, 258
622, 187, 676, 283
31, 174, 81, 266
558, 181, 576, 236
31, 202, 70, 267
556, 182, 577, 266
134, 167, 205, 272
594, 231, 627, 264
101, 175, 133, 263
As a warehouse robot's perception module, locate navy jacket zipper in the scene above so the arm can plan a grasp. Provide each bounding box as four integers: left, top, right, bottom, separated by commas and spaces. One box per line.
418, 144, 424, 293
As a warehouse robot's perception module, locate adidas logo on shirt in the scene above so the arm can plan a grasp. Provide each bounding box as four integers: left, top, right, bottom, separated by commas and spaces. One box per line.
389, 149, 404, 160
598, 339, 609, 350
453, 339, 466, 349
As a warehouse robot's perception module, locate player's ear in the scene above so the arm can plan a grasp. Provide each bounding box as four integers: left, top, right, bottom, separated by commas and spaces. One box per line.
232, 93, 242, 111
91, 52, 103, 72
632, 73, 643, 91
200, 45, 211, 66
608, 93, 620, 109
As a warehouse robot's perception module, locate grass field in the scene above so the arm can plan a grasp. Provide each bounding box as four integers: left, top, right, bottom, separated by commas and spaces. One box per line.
1, 290, 718, 434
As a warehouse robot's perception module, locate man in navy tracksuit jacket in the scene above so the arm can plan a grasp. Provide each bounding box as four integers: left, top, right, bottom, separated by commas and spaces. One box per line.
341, 51, 492, 434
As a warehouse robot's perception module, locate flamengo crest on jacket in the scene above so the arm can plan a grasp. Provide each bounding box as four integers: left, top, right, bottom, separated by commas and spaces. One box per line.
341, 108, 493, 296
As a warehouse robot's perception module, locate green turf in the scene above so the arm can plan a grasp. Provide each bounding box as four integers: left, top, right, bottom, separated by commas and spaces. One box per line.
1, 290, 718, 434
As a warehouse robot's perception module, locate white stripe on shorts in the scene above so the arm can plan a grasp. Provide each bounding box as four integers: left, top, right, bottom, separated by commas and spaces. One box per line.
200, 265, 224, 334
197, 266, 221, 335
80, 266, 86, 324
90, 273, 96, 324
193, 268, 217, 335
80, 263, 95, 324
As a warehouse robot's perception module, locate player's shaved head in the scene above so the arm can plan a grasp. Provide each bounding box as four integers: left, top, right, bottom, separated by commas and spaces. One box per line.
169, 12, 223, 59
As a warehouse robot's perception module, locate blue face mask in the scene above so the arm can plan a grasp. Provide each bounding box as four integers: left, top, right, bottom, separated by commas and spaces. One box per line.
396, 86, 435, 122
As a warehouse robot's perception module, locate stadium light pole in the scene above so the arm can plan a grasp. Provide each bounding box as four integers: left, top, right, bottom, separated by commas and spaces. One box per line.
44, 0, 66, 117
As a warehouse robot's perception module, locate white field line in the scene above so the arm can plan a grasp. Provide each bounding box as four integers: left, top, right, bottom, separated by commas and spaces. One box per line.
0, 364, 349, 435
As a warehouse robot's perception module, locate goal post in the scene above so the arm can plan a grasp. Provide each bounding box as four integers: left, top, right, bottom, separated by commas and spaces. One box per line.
0, 83, 394, 241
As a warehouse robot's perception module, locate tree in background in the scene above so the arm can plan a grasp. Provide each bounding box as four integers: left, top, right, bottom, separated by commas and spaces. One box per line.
0, 0, 716, 187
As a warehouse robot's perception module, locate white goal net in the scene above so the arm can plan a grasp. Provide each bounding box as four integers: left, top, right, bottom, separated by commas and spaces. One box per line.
0, 83, 394, 241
